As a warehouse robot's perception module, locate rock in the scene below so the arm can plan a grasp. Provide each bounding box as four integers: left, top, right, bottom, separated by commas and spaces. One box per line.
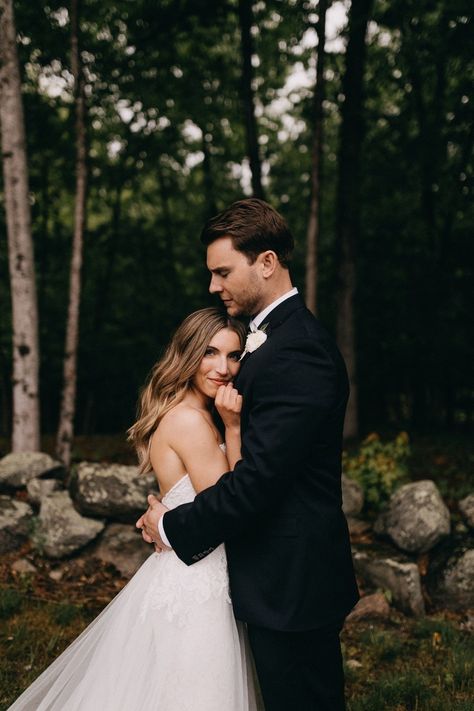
34, 491, 105, 558
0, 496, 34, 554
0, 452, 63, 490
427, 535, 474, 610
460, 613, 474, 633
12, 558, 37, 575
94, 523, 151, 578
342, 475, 364, 517
26, 478, 62, 506
71, 462, 157, 522
347, 517, 371, 537
459, 494, 474, 529
346, 659, 363, 670
353, 546, 425, 616
346, 592, 391, 622
381, 480, 450, 553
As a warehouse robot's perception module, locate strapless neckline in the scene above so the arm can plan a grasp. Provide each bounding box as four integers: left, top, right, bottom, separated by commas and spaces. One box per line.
161, 442, 226, 507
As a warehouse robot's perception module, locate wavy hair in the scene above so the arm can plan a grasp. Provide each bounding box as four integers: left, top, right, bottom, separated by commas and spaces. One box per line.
127, 307, 246, 473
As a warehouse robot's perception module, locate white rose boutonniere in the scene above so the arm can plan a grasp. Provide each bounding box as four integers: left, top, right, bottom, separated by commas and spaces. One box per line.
240, 323, 268, 360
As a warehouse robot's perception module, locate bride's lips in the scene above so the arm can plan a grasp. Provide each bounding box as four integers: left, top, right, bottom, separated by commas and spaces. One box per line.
209, 378, 229, 386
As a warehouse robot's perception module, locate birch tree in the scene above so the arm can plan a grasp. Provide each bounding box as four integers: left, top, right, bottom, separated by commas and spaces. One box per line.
56, 0, 87, 465
0, 0, 40, 451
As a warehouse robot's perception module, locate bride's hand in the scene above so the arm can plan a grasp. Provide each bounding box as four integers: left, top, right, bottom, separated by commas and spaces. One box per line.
215, 383, 242, 430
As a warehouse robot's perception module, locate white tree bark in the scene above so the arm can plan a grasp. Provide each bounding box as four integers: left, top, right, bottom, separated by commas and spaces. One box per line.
0, 0, 40, 451
56, 0, 87, 466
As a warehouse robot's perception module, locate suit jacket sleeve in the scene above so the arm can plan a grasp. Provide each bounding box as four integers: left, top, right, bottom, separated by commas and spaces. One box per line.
163, 337, 340, 565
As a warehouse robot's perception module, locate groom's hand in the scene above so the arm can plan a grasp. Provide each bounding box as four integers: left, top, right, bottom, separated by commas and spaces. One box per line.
136, 495, 171, 552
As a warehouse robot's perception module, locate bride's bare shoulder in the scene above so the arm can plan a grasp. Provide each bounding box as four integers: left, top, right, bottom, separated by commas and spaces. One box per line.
158, 403, 215, 442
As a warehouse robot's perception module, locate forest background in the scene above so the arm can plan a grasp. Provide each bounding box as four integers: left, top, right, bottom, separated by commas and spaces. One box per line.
0, 0, 473, 457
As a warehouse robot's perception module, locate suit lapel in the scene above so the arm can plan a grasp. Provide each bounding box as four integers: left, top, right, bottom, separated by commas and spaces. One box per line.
234, 294, 306, 389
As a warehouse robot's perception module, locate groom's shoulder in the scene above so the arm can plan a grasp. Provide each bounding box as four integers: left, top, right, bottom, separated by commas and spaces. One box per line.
283, 304, 336, 348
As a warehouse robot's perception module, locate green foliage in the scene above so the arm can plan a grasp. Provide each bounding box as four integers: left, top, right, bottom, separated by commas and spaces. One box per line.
345, 615, 474, 711
343, 432, 410, 511
349, 670, 433, 711
0, 589, 22, 620
359, 628, 404, 662
0, 0, 472, 438
51, 603, 82, 627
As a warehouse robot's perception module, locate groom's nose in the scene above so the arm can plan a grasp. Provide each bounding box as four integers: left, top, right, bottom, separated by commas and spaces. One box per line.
209, 274, 222, 293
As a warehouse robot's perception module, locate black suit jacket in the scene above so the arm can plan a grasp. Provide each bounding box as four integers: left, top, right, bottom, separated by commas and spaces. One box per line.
164, 294, 359, 631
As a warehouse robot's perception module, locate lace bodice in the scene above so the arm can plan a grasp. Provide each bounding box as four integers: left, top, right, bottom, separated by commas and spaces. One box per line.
139, 444, 230, 627
161, 473, 200, 509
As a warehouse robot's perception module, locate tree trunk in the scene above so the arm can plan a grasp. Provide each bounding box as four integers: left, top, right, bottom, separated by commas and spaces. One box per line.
56, 0, 87, 466
305, 0, 328, 315
0, 0, 40, 451
238, 0, 265, 199
335, 0, 373, 440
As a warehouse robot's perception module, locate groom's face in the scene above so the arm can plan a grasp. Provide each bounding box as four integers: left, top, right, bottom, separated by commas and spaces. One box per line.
207, 237, 263, 317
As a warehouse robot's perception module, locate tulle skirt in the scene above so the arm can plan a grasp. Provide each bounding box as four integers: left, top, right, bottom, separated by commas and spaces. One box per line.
8, 550, 257, 711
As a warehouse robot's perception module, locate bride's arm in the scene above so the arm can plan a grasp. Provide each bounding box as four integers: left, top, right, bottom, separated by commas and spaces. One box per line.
215, 384, 242, 470
159, 408, 229, 493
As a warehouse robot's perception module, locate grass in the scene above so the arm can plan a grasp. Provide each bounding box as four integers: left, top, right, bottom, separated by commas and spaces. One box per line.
343, 615, 474, 711
0, 593, 92, 709
1, 588, 472, 711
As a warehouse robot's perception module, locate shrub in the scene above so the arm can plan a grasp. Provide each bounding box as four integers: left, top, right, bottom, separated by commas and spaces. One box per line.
0, 589, 23, 619
343, 432, 410, 511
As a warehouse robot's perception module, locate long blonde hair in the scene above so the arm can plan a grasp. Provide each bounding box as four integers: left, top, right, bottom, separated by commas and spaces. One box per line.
127, 307, 246, 473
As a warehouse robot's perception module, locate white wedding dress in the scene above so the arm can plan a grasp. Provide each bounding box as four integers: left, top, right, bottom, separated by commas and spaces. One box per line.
8, 461, 257, 710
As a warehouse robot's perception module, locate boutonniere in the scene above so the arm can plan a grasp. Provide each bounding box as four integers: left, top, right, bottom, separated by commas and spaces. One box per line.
240, 323, 268, 360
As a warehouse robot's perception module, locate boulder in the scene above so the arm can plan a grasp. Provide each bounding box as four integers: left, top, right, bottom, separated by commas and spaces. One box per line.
427, 535, 474, 610
378, 480, 450, 553
0, 452, 63, 490
352, 546, 425, 616
12, 558, 37, 575
459, 494, 474, 529
0, 496, 34, 553
26, 477, 62, 506
342, 475, 364, 517
94, 523, 151, 578
346, 592, 391, 622
34, 490, 105, 558
71, 462, 157, 522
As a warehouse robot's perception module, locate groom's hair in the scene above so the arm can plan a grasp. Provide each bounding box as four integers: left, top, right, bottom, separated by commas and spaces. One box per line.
200, 198, 294, 268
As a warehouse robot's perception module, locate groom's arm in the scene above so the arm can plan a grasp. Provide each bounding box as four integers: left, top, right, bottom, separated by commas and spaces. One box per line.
164, 337, 346, 565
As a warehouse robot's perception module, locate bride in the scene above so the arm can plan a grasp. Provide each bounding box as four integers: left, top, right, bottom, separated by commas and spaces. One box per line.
8, 307, 257, 711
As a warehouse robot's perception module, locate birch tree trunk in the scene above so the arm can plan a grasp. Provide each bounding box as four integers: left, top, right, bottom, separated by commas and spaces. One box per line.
305, 0, 328, 315
335, 0, 373, 440
238, 0, 265, 199
0, 0, 40, 451
56, 0, 87, 465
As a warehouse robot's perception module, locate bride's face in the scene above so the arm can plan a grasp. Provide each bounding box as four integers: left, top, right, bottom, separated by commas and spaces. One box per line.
193, 328, 242, 399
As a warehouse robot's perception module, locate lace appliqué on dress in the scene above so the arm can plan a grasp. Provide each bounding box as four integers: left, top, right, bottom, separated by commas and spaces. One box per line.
139, 474, 231, 628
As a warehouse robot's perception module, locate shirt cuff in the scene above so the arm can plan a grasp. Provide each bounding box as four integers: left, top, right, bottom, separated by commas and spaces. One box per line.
158, 514, 172, 548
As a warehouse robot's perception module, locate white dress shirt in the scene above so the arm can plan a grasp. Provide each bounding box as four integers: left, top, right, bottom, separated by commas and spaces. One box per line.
158, 287, 299, 546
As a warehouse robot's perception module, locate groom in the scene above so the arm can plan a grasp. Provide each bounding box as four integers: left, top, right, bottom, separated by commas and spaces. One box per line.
138, 198, 359, 710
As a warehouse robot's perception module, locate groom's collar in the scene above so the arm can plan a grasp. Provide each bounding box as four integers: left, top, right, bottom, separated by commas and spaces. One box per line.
249, 287, 299, 331
249, 290, 305, 333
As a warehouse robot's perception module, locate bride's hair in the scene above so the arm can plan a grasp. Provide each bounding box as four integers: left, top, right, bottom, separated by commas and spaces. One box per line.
127, 307, 246, 473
